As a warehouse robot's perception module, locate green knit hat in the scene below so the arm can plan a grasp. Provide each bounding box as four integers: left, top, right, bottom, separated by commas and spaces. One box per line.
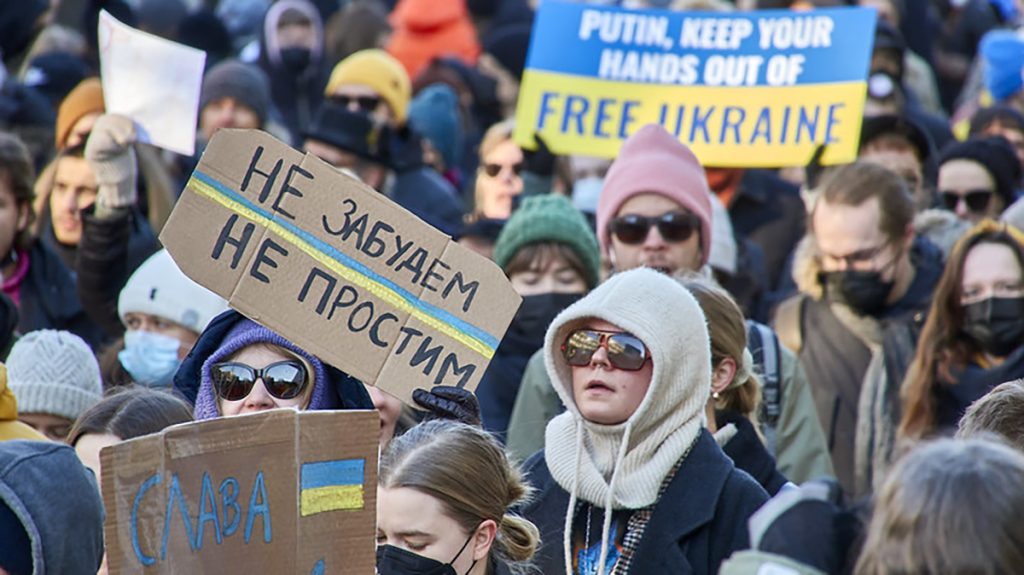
493, 194, 601, 288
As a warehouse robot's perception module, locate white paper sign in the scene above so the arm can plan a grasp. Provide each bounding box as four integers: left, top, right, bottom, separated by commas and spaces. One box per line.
98, 10, 206, 156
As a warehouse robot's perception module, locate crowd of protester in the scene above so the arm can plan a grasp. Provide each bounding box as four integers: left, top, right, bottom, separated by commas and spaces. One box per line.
0, 0, 1023, 574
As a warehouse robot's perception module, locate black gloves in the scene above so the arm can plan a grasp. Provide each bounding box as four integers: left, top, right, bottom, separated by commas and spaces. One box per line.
411, 386, 482, 427
522, 134, 556, 177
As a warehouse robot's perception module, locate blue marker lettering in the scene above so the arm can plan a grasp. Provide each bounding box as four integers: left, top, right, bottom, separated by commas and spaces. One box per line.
244, 471, 272, 544
220, 477, 241, 538
196, 472, 223, 549
131, 474, 161, 566
161, 474, 197, 560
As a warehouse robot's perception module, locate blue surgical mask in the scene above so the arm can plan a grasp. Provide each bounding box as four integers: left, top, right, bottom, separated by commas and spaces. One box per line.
572, 177, 604, 214
118, 330, 182, 387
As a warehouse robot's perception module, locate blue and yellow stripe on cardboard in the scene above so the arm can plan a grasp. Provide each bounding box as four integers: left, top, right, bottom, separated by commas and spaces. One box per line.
189, 170, 498, 359
514, 69, 866, 167
300, 459, 365, 516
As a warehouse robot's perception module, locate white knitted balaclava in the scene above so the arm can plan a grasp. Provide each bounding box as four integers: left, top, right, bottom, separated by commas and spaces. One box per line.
542, 267, 712, 574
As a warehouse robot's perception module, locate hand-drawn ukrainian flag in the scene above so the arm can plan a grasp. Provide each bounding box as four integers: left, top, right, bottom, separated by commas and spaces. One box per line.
300, 458, 365, 516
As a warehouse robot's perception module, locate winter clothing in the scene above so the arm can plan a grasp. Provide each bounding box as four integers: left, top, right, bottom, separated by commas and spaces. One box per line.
387, 0, 481, 80
774, 235, 944, 496
524, 268, 767, 574
304, 100, 388, 162
5, 330, 102, 422
506, 332, 835, 486
483, 23, 532, 80
85, 114, 138, 212
118, 249, 228, 334
390, 163, 466, 238
981, 29, 1024, 102
938, 136, 1021, 208
201, 60, 272, 125
22, 52, 90, 111
408, 83, 462, 169
325, 49, 412, 124
597, 125, 713, 266
493, 195, 601, 288
0, 365, 45, 442
716, 411, 790, 496
174, 310, 374, 416
55, 77, 104, 150
0, 440, 105, 574
708, 194, 738, 275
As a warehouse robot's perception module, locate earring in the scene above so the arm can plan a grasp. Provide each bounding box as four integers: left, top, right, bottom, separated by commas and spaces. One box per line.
712, 391, 720, 400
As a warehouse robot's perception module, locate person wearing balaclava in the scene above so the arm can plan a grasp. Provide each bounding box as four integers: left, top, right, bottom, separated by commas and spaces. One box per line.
478, 194, 601, 439
108, 249, 228, 388
516, 267, 768, 575
253, 0, 329, 144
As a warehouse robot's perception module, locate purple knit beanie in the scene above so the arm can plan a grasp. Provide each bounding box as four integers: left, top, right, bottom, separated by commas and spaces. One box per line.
193, 318, 328, 420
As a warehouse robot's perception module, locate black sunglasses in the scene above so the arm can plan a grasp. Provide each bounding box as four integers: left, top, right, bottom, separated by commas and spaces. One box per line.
483, 162, 524, 178
331, 94, 382, 113
940, 189, 993, 214
609, 212, 701, 245
561, 329, 649, 371
211, 360, 309, 401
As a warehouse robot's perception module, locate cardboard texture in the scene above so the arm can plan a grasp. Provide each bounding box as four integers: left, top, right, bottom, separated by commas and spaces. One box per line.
101, 409, 379, 574
160, 129, 522, 402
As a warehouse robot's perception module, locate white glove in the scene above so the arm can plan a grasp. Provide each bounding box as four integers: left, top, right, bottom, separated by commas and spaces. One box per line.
85, 113, 138, 211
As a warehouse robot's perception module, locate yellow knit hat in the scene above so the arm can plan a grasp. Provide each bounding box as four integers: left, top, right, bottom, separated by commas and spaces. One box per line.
325, 49, 411, 124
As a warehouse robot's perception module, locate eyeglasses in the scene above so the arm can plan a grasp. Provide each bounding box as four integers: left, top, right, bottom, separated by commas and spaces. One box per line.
609, 212, 701, 245
482, 162, 524, 178
940, 189, 993, 214
211, 360, 309, 401
331, 94, 382, 113
561, 329, 649, 371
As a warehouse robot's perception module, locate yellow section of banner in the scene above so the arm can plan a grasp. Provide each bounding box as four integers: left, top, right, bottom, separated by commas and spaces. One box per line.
513, 69, 867, 167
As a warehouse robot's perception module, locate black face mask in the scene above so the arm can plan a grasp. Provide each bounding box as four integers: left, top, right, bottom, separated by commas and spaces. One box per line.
376, 534, 476, 575
962, 296, 1024, 357
819, 270, 895, 316
279, 46, 311, 73
509, 292, 583, 344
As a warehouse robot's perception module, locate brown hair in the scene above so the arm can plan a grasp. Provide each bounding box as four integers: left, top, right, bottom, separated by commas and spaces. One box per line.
812, 161, 914, 244
0, 132, 36, 251
67, 386, 193, 447
503, 242, 593, 289
380, 420, 539, 573
899, 221, 1024, 440
958, 379, 1024, 452
854, 437, 1024, 575
675, 273, 762, 426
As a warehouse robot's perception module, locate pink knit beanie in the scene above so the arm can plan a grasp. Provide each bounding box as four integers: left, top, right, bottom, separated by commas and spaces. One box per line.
596, 125, 713, 266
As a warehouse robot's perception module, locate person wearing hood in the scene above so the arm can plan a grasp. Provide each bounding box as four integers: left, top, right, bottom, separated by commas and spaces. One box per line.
97, 249, 228, 389
386, 0, 481, 80
0, 440, 105, 575
936, 136, 1021, 225
408, 83, 465, 191
774, 161, 945, 498
174, 310, 373, 420
253, 0, 329, 144
478, 194, 600, 438
512, 267, 768, 575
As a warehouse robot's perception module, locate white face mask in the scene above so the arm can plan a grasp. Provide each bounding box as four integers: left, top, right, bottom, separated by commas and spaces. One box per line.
572, 177, 604, 214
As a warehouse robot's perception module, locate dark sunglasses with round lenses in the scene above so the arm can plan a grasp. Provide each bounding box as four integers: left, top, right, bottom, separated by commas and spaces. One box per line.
331, 94, 382, 113
483, 162, 524, 178
609, 212, 701, 245
211, 360, 309, 402
561, 329, 649, 371
940, 189, 993, 214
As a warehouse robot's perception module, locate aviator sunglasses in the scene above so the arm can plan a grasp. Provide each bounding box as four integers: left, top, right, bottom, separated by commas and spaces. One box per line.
561, 329, 650, 371
609, 212, 701, 245
211, 360, 309, 401
940, 189, 993, 214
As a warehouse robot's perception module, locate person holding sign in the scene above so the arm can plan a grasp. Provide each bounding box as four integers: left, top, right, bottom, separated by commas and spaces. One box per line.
516, 267, 768, 575
377, 419, 540, 575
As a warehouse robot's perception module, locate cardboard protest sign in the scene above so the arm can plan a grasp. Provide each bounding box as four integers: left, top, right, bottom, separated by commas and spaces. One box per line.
98, 10, 205, 156
101, 409, 378, 574
160, 129, 522, 402
515, 2, 877, 167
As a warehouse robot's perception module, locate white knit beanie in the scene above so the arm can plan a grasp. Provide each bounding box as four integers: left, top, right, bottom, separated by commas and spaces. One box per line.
708, 193, 738, 275
5, 330, 103, 421
118, 249, 229, 334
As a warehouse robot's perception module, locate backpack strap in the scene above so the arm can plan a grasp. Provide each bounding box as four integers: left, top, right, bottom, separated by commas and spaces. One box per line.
747, 320, 784, 455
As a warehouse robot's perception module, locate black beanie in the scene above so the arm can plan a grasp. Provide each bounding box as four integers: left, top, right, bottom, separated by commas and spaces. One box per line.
939, 136, 1021, 205
483, 23, 532, 80
0, 500, 32, 575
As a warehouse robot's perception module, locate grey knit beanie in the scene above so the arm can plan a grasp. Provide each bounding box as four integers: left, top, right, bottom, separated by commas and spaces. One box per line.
200, 59, 271, 124
5, 330, 103, 421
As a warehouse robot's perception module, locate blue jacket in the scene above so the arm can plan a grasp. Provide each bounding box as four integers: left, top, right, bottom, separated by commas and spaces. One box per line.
510, 429, 769, 575
173, 309, 373, 411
